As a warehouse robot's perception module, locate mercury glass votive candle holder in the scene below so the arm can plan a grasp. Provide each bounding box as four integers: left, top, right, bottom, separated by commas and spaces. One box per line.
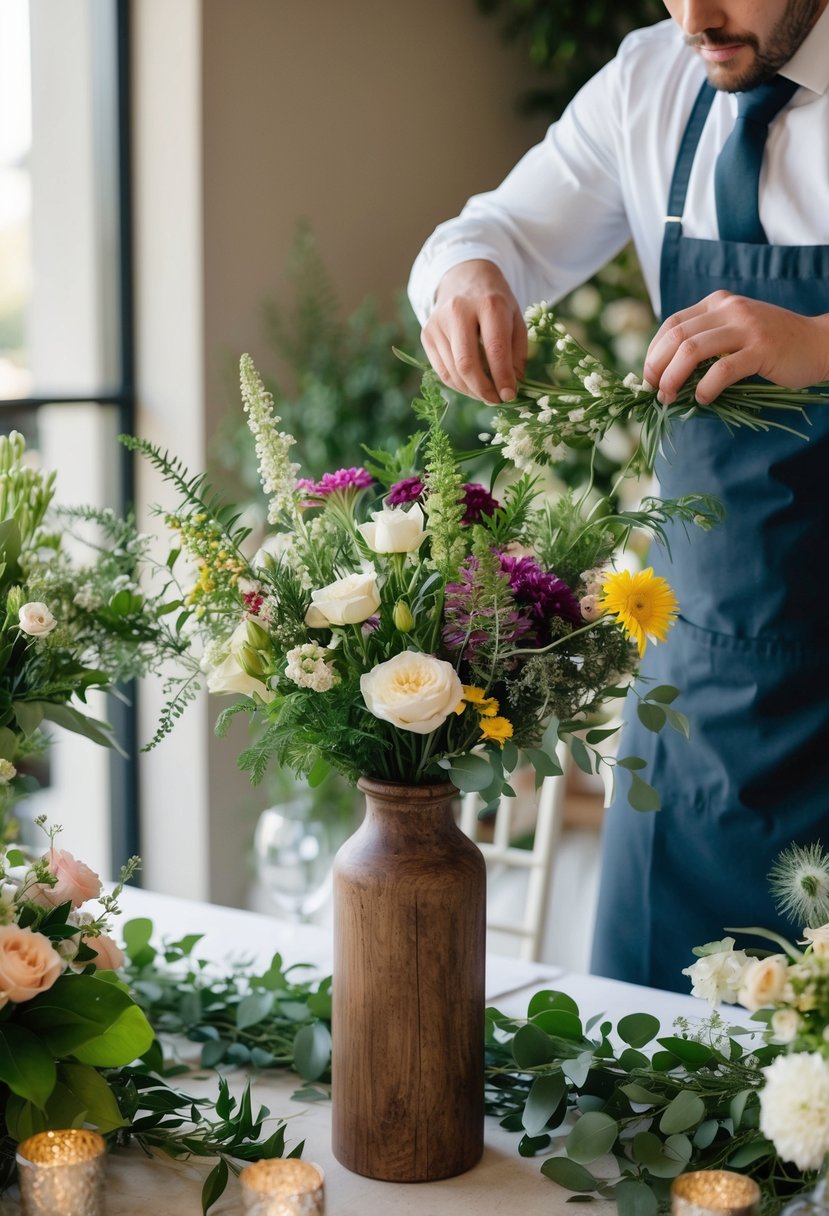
240, 1159, 325, 1215
16, 1129, 106, 1216
672, 1170, 761, 1216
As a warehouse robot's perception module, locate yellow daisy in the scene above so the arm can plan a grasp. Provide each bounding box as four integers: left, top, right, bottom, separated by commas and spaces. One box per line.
601, 567, 678, 658
479, 716, 514, 747
462, 685, 499, 716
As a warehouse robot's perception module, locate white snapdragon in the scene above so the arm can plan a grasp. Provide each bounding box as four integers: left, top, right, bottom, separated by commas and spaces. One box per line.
285, 643, 339, 692
239, 354, 301, 524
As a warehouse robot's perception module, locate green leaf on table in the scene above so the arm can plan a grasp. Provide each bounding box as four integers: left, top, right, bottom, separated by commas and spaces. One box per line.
618, 1048, 649, 1072
18, 974, 154, 1064
123, 917, 157, 967
0, 1024, 56, 1109
237, 992, 276, 1030
293, 1022, 331, 1081
512, 1023, 557, 1069
523, 1072, 567, 1136
566, 1111, 619, 1164
656, 1037, 713, 1068
618, 1012, 660, 1048
528, 990, 579, 1018
531, 1010, 584, 1041
615, 1178, 659, 1216
562, 1051, 593, 1088
541, 1157, 597, 1192
202, 1158, 229, 1215
519, 1132, 552, 1157
659, 1091, 705, 1134
631, 1131, 692, 1178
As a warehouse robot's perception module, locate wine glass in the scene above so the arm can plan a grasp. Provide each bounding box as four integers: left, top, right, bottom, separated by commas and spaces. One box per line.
253, 793, 335, 923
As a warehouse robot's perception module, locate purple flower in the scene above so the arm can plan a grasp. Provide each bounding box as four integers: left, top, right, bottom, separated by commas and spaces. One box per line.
387, 476, 425, 506
462, 482, 500, 525
314, 467, 374, 496
498, 554, 582, 643
442, 556, 531, 662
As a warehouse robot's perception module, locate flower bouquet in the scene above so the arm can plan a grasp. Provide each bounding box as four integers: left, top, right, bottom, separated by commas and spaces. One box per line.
0, 821, 296, 1207
0, 430, 189, 835
476, 301, 826, 473
125, 357, 713, 811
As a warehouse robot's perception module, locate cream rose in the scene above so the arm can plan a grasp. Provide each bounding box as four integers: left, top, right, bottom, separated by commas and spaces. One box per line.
87, 933, 126, 972
28, 849, 102, 910
360, 651, 463, 735
358, 503, 426, 554
305, 569, 381, 627
18, 602, 57, 636
771, 1008, 801, 1044
802, 923, 829, 959
738, 954, 790, 1012
0, 924, 63, 1003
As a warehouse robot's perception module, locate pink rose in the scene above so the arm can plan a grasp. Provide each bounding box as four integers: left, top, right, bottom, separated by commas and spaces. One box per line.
87, 933, 125, 972
0, 924, 63, 1003
28, 849, 102, 910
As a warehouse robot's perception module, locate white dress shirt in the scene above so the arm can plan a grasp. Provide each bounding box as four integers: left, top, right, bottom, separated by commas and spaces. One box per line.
408, 11, 829, 324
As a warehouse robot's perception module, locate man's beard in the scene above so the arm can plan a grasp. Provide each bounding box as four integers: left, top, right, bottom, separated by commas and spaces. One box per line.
687, 0, 821, 90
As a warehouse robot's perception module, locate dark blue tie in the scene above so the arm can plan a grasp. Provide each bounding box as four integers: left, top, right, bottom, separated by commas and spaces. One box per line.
714, 76, 798, 244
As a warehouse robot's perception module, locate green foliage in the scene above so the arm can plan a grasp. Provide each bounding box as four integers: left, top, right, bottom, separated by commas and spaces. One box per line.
476, 0, 665, 120
485, 993, 812, 1213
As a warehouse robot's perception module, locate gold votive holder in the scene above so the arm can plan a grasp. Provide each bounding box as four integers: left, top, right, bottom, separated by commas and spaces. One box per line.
672, 1170, 761, 1216
240, 1159, 325, 1215
16, 1129, 106, 1216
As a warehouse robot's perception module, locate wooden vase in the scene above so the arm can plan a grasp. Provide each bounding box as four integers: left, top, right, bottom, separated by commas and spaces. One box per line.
331, 777, 486, 1182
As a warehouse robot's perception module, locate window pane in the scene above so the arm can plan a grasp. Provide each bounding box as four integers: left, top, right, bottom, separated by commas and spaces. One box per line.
0, 0, 121, 401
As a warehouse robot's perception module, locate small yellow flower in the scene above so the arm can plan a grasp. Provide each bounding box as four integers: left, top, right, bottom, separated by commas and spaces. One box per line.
479, 716, 513, 747
462, 685, 500, 716
601, 567, 678, 658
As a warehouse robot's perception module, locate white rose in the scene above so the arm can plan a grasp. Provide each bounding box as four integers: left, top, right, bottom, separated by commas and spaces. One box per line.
770, 1008, 801, 1044
681, 938, 750, 1006
252, 532, 293, 570
738, 954, 790, 1012
358, 503, 426, 554
360, 651, 463, 735
305, 569, 381, 627
801, 923, 829, 959
18, 602, 57, 636
205, 653, 272, 701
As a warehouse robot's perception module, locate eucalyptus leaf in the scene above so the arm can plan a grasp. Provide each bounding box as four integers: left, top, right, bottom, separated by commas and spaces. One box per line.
618, 1012, 660, 1048
540, 1156, 597, 1193
615, 1177, 659, 1216
522, 1072, 567, 1136
293, 1022, 332, 1082
659, 1091, 705, 1134
566, 1111, 619, 1164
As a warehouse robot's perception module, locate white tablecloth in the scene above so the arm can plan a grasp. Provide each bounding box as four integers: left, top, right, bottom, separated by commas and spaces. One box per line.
7, 889, 714, 1215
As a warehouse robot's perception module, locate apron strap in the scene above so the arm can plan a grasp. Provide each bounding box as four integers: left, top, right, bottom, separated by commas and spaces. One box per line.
659, 80, 716, 318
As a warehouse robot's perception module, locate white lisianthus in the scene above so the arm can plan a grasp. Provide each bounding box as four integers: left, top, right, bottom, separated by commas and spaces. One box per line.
759, 1051, 829, 1170
285, 643, 340, 692
770, 1008, 801, 1044
305, 569, 381, 627
358, 503, 426, 554
360, 651, 463, 735
18, 602, 57, 636
681, 937, 750, 1005
737, 954, 790, 1012
801, 922, 829, 959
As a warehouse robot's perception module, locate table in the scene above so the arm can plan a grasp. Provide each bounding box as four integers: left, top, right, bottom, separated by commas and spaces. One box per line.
5, 889, 713, 1215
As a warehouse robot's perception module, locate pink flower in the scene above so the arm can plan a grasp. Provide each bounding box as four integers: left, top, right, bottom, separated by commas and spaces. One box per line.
87, 933, 125, 972
0, 924, 63, 1004
387, 476, 425, 506
315, 467, 373, 495
28, 849, 103, 910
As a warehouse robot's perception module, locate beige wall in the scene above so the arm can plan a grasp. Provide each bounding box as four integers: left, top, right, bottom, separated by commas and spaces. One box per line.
134, 0, 547, 908
201, 0, 548, 433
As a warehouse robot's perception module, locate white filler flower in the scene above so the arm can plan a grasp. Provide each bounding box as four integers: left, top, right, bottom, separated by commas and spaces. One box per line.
760, 1051, 829, 1170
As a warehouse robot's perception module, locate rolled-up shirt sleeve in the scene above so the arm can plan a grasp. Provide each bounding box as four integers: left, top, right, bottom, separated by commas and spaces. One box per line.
407, 55, 632, 324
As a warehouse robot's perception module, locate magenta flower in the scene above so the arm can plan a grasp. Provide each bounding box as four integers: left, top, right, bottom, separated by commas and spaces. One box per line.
314, 467, 374, 496
387, 476, 425, 506
462, 482, 500, 525
498, 554, 581, 643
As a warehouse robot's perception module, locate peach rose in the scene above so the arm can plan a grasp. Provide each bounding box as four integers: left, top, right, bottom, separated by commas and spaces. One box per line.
87, 933, 125, 972
0, 924, 63, 1003
738, 954, 790, 1012
28, 849, 102, 910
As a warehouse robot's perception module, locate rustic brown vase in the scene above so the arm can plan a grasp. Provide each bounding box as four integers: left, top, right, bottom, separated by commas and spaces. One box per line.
331, 777, 487, 1182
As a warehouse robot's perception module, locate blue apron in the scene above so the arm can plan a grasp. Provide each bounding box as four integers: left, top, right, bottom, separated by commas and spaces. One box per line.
590, 81, 829, 993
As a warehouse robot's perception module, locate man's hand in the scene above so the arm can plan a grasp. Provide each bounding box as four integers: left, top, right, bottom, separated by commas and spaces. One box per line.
644, 291, 829, 405
421, 260, 527, 404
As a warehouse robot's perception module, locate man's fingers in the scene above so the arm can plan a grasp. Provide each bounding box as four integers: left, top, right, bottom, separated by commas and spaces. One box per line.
478, 296, 519, 403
